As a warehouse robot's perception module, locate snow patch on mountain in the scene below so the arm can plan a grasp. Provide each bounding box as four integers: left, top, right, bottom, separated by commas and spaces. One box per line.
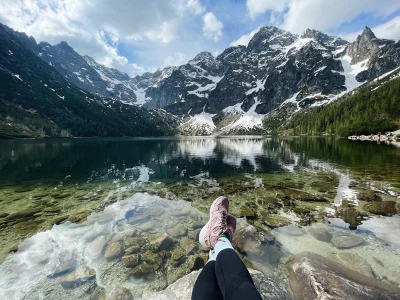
375, 66, 400, 81
207, 75, 223, 83
188, 83, 217, 98
279, 92, 300, 108
222, 102, 244, 114
245, 78, 266, 95
339, 55, 369, 90
179, 109, 216, 136
134, 88, 151, 106
284, 38, 313, 55
220, 97, 265, 134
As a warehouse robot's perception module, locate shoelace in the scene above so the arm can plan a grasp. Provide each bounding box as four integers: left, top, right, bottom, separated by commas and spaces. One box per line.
211, 210, 227, 233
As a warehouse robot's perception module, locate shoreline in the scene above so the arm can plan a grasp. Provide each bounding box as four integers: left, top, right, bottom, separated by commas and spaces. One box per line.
348, 129, 400, 146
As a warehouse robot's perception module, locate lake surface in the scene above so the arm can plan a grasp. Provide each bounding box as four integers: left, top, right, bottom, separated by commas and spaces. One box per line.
0, 137, 399, 299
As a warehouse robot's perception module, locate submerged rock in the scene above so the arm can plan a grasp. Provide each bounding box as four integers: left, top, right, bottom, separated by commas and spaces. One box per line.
363, 201, 400, 217
261, 215, 291, 228
147, 268, 290, 300
187, 255, 205, 271
104, 241, 124, 261
128, 263, 154, 279
287, 252, 400, 300
0, 213, 9, 218
237, 205, 257, 218
357, 189, 382, 201
139, 219, 161, 232
143, 250, 165, 270
338, 206, 363, 229
307, 227, 333, 243
167, 224, 188, 238
59, 265, 96, 289
233, 225, 275, 255
334, 252, 374, 278
124, 236, 145, 254
179, 237, 197, 255
6, 208, 42, 221
171, 247, 185, 266
122, 254, 141, 268
105, 287, 133, 300
149, 233, 174, 251
88, 236, 107, 259
14, 220, 39, 236
48, 251, 77, 278
280, 189, 328, 202
331, 232, 365, 249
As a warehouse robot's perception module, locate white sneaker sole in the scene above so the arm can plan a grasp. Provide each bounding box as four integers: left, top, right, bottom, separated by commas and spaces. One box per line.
199, 196, 226, 249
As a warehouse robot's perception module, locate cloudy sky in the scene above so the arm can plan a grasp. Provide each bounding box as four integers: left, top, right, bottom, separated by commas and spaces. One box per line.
1, 0, 400, 77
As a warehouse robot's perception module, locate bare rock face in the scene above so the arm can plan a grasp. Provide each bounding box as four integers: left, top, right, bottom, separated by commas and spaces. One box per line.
146, 269, 290, 300
287, 252, 400, 300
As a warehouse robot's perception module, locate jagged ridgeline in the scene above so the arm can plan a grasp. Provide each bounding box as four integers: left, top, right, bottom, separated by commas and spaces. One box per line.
0, 24, 177, 138
279, 72, 400, 136
1, 21, 400, 137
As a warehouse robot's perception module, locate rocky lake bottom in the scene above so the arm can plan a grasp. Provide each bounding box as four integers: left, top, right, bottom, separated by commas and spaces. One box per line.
0, 137, 399, 299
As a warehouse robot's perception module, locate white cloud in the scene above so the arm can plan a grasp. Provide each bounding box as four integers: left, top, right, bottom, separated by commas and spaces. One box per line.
202, 12, 224, 41
342, 16, 400, 42
245, 0, 400, 34
187, 0, 205, 14
230, 26, 261, 47
0, 0, 203, 75
130, 63, 156, 77
163, 52, 187, 67
282, 0, 400, 34
246, 0, 288, 19
373, 16, 400, 40
95, 31, 128, 71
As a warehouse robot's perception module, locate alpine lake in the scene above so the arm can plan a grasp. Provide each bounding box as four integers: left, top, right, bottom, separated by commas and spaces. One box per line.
0, 136, 399, 299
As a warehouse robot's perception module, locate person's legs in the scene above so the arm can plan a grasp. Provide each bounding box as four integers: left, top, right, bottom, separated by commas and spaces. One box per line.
215, 248, 262, 300
195, 196, 261, 300
191, 260, 223, 300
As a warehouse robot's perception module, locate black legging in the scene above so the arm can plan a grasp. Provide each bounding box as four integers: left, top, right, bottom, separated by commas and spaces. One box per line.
192, 248, 263, 300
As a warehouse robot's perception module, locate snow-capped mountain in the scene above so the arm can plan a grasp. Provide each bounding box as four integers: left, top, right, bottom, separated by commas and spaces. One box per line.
12, 23, 400, 136
32, 41, 175, 106
0, 23, 177, 138
173, 26, 399, 135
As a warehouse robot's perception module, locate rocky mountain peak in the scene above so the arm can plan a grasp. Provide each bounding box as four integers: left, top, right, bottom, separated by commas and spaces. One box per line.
300, 28, 331, 44
189, 51, 217, 67
0, 23, 38, 53
57, 41, 75, 53
301, 28, 324, 39
248, 26, 297, 51
361, 26, 377, 40
300, 28, 348, 48
348, 27, 380, 64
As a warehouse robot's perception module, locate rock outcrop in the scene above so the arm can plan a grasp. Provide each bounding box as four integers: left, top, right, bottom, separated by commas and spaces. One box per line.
287, 252, 400, 300
146, 268, 290, 300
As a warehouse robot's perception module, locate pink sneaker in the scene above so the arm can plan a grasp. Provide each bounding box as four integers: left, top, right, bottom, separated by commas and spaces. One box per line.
199, 196, 235, 249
